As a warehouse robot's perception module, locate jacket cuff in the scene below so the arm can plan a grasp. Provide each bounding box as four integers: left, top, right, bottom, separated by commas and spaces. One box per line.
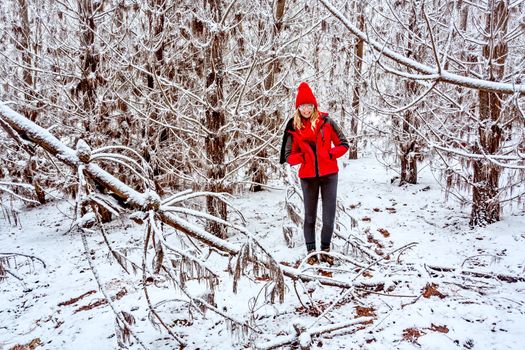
329, 146, 349, 159
287, 153, 304, 166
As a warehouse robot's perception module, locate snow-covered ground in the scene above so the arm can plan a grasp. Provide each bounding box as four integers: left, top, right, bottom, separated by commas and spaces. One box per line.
1, 154, 524, 349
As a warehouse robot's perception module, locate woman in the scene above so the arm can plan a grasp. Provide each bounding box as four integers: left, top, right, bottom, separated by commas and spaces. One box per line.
280, 82, 349, 265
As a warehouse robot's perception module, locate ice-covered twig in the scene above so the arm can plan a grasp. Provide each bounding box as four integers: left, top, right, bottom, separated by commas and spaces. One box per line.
142, 214, 186, 345
1, 267, 23, 281
75, 165, 150, 349
78, 225, 149, 349
0, 185, 41, 204
0, 252, 47, 268
255, 317, 374, 349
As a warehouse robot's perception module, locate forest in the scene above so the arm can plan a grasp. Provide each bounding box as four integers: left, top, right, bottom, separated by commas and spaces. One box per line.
1, 0, 524, 349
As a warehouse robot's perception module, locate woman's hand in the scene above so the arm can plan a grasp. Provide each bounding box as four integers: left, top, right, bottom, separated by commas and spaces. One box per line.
329, 146, 347, 159
287, 152, 304, 165
295, 140, 314, 163
287, 131, 315, 166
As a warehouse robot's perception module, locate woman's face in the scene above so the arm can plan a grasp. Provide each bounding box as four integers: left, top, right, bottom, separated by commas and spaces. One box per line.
298, 104, 314, 118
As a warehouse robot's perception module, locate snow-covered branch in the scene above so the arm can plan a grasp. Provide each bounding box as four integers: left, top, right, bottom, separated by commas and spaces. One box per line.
319, 0, 525, 95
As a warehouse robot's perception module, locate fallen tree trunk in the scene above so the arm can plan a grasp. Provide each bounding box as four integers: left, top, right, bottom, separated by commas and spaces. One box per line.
426, 264, 525, 283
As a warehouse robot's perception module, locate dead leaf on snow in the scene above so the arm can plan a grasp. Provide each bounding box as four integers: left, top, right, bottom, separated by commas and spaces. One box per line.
422, 283, 446, 299
295, 300, 330, 317
58, 290, 97, 307
172, 319, 193, 327
114, 287, 128, 300
367, 234, 384, 248
9, 338, 42, 350
377, 228, 390, 237
355, 306, 376, 317
74, 287, 128, 313
255, 274, 272, 281
429, 323, 449, 333
74, 299, 107, 313
319, 270, 333, 278
402, 327, 426, 343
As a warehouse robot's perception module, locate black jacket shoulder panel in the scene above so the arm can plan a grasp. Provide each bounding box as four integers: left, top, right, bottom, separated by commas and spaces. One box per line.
324, 115, 349, 148
279, 118, 295, 164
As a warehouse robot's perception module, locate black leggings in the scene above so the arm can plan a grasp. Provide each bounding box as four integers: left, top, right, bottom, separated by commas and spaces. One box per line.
300, 173, 338, 251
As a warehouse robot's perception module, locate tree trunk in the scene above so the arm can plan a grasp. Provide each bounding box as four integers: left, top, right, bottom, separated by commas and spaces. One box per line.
16, 0, 36, 122
470, 0, 508, 226
76, 0, 98, 134
250, 0, 286, 192
349, 2, 364, 160
399, 109, 418, 185
205, 0, 228, 238
264, 0, 285, 92
143, 0, 167, 191
16, 0, 46, 203
397, 5, 420, 185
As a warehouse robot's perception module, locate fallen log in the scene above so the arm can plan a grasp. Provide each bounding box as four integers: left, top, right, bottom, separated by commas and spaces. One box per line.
426, 264, 525, 283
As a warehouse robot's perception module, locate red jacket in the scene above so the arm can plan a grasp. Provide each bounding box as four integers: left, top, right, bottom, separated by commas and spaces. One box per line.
280, 113, 349, 178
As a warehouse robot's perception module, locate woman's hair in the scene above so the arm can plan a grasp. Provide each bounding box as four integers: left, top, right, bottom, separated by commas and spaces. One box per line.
293, 108, 319, 131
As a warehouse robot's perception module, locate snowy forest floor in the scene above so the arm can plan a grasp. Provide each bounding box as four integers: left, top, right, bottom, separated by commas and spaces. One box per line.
1, 154, 525, 350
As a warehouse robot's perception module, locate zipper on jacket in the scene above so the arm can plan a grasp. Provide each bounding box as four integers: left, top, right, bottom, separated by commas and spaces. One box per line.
315, 120, 327, 177
308, 141, 320, 177
314, 143, 319, 177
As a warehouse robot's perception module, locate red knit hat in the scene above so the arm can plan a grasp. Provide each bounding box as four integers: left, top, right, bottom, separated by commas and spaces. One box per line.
295, 82, 318, 109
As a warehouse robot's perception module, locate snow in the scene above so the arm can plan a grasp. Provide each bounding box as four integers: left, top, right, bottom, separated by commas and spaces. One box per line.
1, 154, 525, 349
